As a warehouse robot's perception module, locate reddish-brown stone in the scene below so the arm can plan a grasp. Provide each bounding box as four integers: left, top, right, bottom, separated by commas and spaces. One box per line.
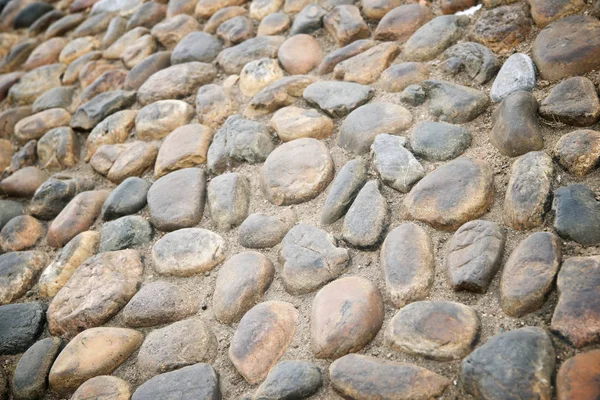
557, 350, 600, 400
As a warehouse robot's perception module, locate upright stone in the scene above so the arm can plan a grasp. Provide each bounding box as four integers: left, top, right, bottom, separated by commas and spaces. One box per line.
490, 53, 536, 102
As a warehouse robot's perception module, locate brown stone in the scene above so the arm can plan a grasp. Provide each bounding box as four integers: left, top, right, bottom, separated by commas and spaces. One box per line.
551, 255, 600, 348
245, 75, 317, 117
554, 130, 600, 177
0, 215, 43, 252
0, 251, 47, 305
217, 35, 285, 74
23, 37, 67, 71
239, 58, 284, 97
203, 6, 247, 33
402, 158, 494, 230
529, 0, 584, 28
378, 62, 429, 92
311, 276, 384, 359
86, 110, 137, 161
47, 250, 143, 337
103, 27, 149, 60
557, 350, 600, 400
14, 108, 71, 143
71, 376, 132, 400
250, 0, 283, 20
49, 328, 143, 394
44, 13, 86, 39
0, 39, 37, 74
46, 190, 110, 248
0, 139, 10, 171
78, 60, 115, 89
106, 141, 159, 183
167, 0, 197, 17
470, 4, 532, 52
278, 34, 323, 75
374, 4, 433, 42
323, 5, 370, 46
196, 84, 239, 128
89, 144, 127, 175
195, 0, 245, 18
229, 301, 298, 383
335, 42, 400, 84
71, 12, 113, 38
442, 0, 477, 14
387, 301, 480, 360
37, 127, 80, 171
269, 106, 333, 142
121, 35, 157, 69
0, 106, 34, 139
59, 37, 99, 65
362, 0, 402, 20
257, 12, 290, 35
330, 354, 450, 399
151, 15, 200, 48
317, 39, 375, 75
9, 140, 36, 172
0, 167, 48, 198
0, 71, 23, 102
155, 124, 213, 178
539, 76, 600, 127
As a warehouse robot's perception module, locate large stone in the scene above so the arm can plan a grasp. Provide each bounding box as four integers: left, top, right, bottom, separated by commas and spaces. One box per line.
0, 303, 45, 355
120, 35, 157, 69
171, 32, 223, 64
254, 360, 322, 400
37, 127, 80, 171
371, 134, 423, 193
126, 1, 166, 30
137, 62, 217, 105
135, 100, 194, 141
14, 108, 71, 143
323, 5, 369, 46
0, 215, 44, 252
229, 301, 298, 383
238, 211, 296, 249
217, 36, 285, 74
101, 16, 128, 48
258, 11, 290, 35
47, 250, 143, 337
403, 158, 494, 230
23, 37, 67, 71
280, 223, 349, 294
59, 36, 99, 65
124, 51, 171, 91
62, 52, 102, 85
362, 0, 402, 19
137, 319, 217, 377
12, 337, 63, 400
557, 350, 600, 400
195, 84, 238, 128
13, 2, 54, 29
98, 216, 153, 252
0, 167, 48, 198
342, 181, 387, 248
104, 142, 159, 184
317, 39, 375, 75
131, 364, 220, 400
270, 106, 333, 142
7, 140, 33, 172
278, 34, 322, 75
38, 231, 99, 298
554, 129, 600, 177
71, 12, 112, 38
403, 15, 468, 62
552, 255, 600, 347
32, 86, 75, 113
261, 138, 333, 206
470, 4, 532, 52
0, 106, 34, 139
374, 4, 432, 42
0, 39, 37, 75
101, 178, 150, 220
539, 76, 600, 127
532, 15, 600, 81
81, 70, 128, 103
152, 228, 225, 276
422, 80, 489, 123
333, 42, 399, 85
440, 42, 499, 85
303, 81, 373, 117
378, 62, 429, 92
71, 90, 136, 131
29, 177, 92, 220
49, 328, 143, 394
311, 276, 384, 359
321, 159, 367, 225
78, 60, 115, 89
246, 75, 317, 117
461, 327, 555, 400
330, 354, 450, 399
239, 58, 284, 97
71, 376, 131, 400
0, 251, 47, 305
86, 110, 137, 161
207, 173, 250, 230
46, 190, 109, 248
44, 12, 84, 38
387, 301, 479, 360
553, 184, 600, 245
529, 0, 584, 27
410, 121, 471, 161
155, 124, 213, 178
147, 168, 206, 231
490, 53, 536, 102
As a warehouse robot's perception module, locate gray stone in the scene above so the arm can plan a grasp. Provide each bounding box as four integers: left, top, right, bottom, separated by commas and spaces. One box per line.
238, 211, 296, 249
539, 76, 600, 127
445, 220, 505, 293
323, 5, 369, 46
207, 173, 250, 230
9, 140, 36, 173
254, 361, 322, 400
131, 364, 220, 400
303, 81, 373, 117
410, 121, 471, 161
124, 51, 171, 91
0, 303, 45, 355
490, 53, 536, 102
440, 42, 499, 84
403, 15, 469, 62
102, 177, 151, 220
98, 216, 153, 253
342, 181, 387, 248
13, 3, 54, 29
217, 16, 254, 46
399, 84, 426, 106
290, 4, 326, 34
126, 1, 166, 30
371, 133, 424, 193
171, 32, 223, 64
207, 116, 274, 174
553, 184, 600, 245
280, 223, 350, 294
0, 200, 24, 230
32, 86, 74, 113
12, 337, 63, 400
92, 0, 143, 14
321, 159, 368, 225
29, 177, 92, 220
71, 90, 136, 131
257, 12, 290, 36
102, 16, 128, 49
422, 80, 489, 123
461, 327, 555, 400
217, 35, 285, 74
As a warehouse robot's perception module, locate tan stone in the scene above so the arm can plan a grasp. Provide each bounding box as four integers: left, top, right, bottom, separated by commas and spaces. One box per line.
155, 124, 213, 178
86, 110, 138, 161
245, 75, 317, 117
378, 62, 429, 92
23, 37, 67, 71
334, 42, 399, 84
9, 64, 66, 105
0, 139, 11, 171
362, 0, 403, 20
62, 51, 102, 85
0, 167, 48, 198
71, 376, 132, 400
0, 106, 34, 139
250, 0, 283, 20
324, 5, 370, 46
195, 0, 245, 18
121, 35, 157, 69
135, 100, 195, 140
106, 141, 159, 183
59, 37, 99, 65
89, 144, 128, 176
14, 108, 71, 143
196, 84, 239, 128
203, 6, 247, 33
78, 69, 128, 106
269, 106, 333, 142
374, 4, 433, 41
257, 12, 290, 35
78, 60, 116, 89
0, 215, 44, 252
239, 58, 284, 97
151, 14, 201, 48
103, 27, 149, 60
37, 127, 80, 171
0, 251, 48, 305
278, 34, 322, 75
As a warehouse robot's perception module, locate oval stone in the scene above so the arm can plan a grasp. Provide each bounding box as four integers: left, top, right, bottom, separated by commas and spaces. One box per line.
71, 376, 131, 400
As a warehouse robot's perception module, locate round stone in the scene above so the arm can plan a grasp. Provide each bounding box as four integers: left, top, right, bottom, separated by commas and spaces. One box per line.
278, 34, 323, 75
239, 58, 284, 97
171, 31, 223, 64
0, 215, 44, 252
269, 106, 333, 142
255, 361, 322, 400
135, 100, 194, 140
238, 211, 296, 249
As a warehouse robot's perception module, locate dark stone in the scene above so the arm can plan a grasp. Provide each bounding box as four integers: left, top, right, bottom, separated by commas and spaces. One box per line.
32, 86, 75, 113
342, 180, 387, 248
539, 76, 600, 127
13, 337, 63, 400
460, 327, 555, 400
553, 184, 600, 245
320, 159, 368, 225
254, 361, 322, 400
422, 80, 489, 123
290, 4, 326, 35
71, 90, 137, 131
101, 177, 151, 220
44, 12, 84, 39
303, 81, 373, 117
410, 121, 471, 161
171, 32, 223, 64
29, 177, 93, 220
0, 303, 45, 355
98, 216, 153, 252
28, 9, 63, 35
440, 41, 499, 84
13, 2, 54, 29
0, 200, 24, 230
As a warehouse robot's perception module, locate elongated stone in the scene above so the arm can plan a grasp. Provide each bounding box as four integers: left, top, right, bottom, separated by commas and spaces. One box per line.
321, 159, 368, 225
342, 180, 387, 248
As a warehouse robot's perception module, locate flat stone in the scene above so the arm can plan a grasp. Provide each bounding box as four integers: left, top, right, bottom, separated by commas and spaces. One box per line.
59, 37, 99, 65
470, 4, 532, 52
410, 121, 471, 161
131, 363, 220, 400
311, 276, 384, 359
29, 177, 93, 221
246, 75, 317, 117
238, 211, 296, 249
71, 376, 131, 400
387, 301, 479, 360
490, 53, 536, 102
124, 52, 171, 91
196, 84, 238, 128
98, 216, 153, 252
13, 337, 63, 400
371, 133, 423, 193
23, 37, 67, 71
269, 106, 332, 142
239, 58, 284, 97
152, 228, 225, 276
0, 167, 48, 198
120, 35, 157, 69
71, 90, 136, 131
0, 251, 47, 306
0, 106, 34, 139
532, 14, 600, 81
490, 91, 543, 157
217, 36, 285, 74
203, 6, 247, 33
86, 110, 137, 161
500, 232, 561, 317
126, 1, 166, 30
47, 190, 109, 248
323, 5, 369, 46
554, 129, 600, 177
90, 0, 143, 14
217, 15, 254, 46
504, 151, 553, 230
0, 39, 37, 75
213, 252, 274, 324
334, 42, 398, 84
374, 4, 433, 41
461, 327, 555, 399
262, 138, 333, 206
280, 223, 349, 294
403, 15, 469, 62
103, 27, 149, 59
147, 168, 206, 231
44, 12, 83, 39
207, 173, 250, 230
78, 60, 115, 89
540, 76, 600, 126
440, 42, 499, 85
278, 34, 322, 75
80, 69, 127, 104
37, 127, 80, 171
407, 163, 485, 230
0, 200, 23, 230
172, 32, 223, 65
553, 184, 600, 245
342, 181, 387, 248
422, 80, 489, 123
49, 328, 143, 394
321, 160, 367, 225
445, 220, 505, 293
32, 86, 75, 113
229, 301, 298, 383
290, 4, 326, 34
0, 303, 45, 355
138, 319, 217, 377
0, 215, 44, 252
14, 108, 71, 143
330, 354, 450, 399
557, 349, 600, 400
257, 12, 290, 35
362, 0, 402, 19
135, 100, 194, 141
255, 361, 322, 400
303, 81, 373, 117
71, 12, 112, 38
138, 62, 217, 105
378, 62, 429, 92
155, 124, 212, 178
104, 141, 157, 183
38, 231, 99, 298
